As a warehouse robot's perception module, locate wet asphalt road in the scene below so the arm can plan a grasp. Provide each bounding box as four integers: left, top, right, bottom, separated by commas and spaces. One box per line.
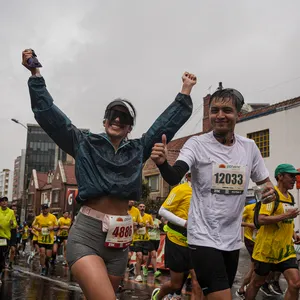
0, 246, 294, 299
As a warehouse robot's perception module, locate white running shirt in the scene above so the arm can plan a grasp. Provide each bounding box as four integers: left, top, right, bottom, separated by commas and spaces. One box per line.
177, 131, 269, 251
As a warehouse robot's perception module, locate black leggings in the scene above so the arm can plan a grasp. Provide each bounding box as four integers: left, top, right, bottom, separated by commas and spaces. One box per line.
189, 245, 240, 296
0, 245, 9, 273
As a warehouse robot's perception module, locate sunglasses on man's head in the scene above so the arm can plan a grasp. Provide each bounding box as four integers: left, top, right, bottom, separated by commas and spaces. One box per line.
105, 109, 133, 126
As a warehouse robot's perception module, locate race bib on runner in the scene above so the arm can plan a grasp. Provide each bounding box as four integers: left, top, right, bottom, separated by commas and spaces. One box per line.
0, 239, 7, 246
105, 215, 133, 249
136, 227, 146, 235
211, 163, 246, 195
41, 228, 50, 236
149, 231, 158, 240
60, 230, 68, 237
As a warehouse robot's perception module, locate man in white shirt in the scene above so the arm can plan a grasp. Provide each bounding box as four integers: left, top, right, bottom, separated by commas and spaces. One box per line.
151, 87, 276, 300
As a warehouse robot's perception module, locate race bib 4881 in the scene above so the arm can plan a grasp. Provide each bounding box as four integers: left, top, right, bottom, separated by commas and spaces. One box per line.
211, 163, 246, 195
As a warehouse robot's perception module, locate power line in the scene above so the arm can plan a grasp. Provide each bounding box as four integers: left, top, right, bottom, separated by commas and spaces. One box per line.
174, 103, 203, 137
246, 75, 300, 96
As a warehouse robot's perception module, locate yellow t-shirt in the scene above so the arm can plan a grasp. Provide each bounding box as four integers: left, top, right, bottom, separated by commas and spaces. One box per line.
243, 203, 256, 242
33, 213, 58, 244
252, 186, 296, 264
128, 206, 142, 224
162, 182, 191, 247
0, 208, 17, 240
133, 213, 153, 242
22, 225, 30, 240
58, 217, 72, 237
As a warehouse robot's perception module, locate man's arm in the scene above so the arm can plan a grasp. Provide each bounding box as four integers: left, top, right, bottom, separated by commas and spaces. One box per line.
151, 134, 197, 185
32, 218, 41, 232
53, 216, 59, 230
249, 140, 276, 202
258, 208, 299, 225
10, 213, 17, 229
141, 72, 196, 162
159, 206, 187, 228
22, 49, 84, 158
255, 177, 277, 203
159, 186, 187, 228
241, 222, 256, 229
156, 160, 189, 186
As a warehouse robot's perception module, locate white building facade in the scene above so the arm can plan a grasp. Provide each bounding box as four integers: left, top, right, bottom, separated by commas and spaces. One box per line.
236, 100, 300, 230
12, 149, 26, 201
0, 169, 10, 198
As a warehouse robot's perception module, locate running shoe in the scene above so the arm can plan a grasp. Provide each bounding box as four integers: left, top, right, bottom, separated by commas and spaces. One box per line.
235, 289, 246, 299
154, 270, 161, 278
128, 263, 134, 272
151, 288, 160, 300
142, 266, 148, 277
269, 281, 283, 295
135, 275, 143, 282
259, 283, 273, 296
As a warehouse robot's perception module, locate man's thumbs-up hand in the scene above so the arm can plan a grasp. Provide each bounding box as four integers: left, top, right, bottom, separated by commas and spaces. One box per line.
151, 134, 168, 166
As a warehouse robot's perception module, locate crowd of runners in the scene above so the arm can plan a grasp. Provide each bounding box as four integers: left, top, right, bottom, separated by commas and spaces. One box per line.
0, 199, 72, 279
1, 49, 300, 300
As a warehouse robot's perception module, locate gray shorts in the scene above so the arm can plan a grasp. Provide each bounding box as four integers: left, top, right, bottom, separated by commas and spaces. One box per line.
66, 212, 128, 277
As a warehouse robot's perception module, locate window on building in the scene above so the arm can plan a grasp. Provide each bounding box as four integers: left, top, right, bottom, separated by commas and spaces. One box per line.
52, 190, 60, 203
146, 175, 159, 192
28, 194, 33, 205
247, 129, 270, 158
41, 192, 48, 204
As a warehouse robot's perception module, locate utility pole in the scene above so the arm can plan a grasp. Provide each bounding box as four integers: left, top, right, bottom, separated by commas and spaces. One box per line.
11, 118, 30, 222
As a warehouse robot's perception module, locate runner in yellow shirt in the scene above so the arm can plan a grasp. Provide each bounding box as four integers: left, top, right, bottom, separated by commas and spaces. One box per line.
127, 200, 142, 276
21, 221, 30, 255
28, 222, 40, 264
32, 204, 58, 276
246, 164, 300, 300
145, 210, 162, 278
131, 203, 153, 282
0, 197, 17, 283
236, 201, 256, 298
152, 173, 203, 300
52, 211, 72, 266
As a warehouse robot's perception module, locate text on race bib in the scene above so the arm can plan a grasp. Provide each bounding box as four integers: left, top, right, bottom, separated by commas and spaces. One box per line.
41, 227, 50, 236
136, 227, 146, 235
105, 215, 133, 249
0, 239, 7, 246
211, 163, 246, 195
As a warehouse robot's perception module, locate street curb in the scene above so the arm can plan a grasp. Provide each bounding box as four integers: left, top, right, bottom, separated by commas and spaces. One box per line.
14, 267, 82, 293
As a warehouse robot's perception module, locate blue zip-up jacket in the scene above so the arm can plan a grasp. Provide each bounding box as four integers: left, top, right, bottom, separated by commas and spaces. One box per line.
28, 76, 193, 203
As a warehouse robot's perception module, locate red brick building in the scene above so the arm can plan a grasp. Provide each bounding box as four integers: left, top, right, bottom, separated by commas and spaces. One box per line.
26, 161, 78, 220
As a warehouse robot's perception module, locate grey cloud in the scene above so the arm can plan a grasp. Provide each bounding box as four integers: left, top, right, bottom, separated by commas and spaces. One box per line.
1, 0, 300, 175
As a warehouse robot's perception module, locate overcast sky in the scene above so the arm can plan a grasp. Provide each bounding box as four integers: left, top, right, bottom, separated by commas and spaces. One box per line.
1, 0, 300, 176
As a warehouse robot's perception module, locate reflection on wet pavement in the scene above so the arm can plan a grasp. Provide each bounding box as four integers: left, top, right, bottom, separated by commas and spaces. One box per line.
0, 247, 291, 299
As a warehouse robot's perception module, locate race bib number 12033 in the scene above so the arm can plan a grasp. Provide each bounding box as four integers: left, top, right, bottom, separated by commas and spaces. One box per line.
211, 163, 246, 195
